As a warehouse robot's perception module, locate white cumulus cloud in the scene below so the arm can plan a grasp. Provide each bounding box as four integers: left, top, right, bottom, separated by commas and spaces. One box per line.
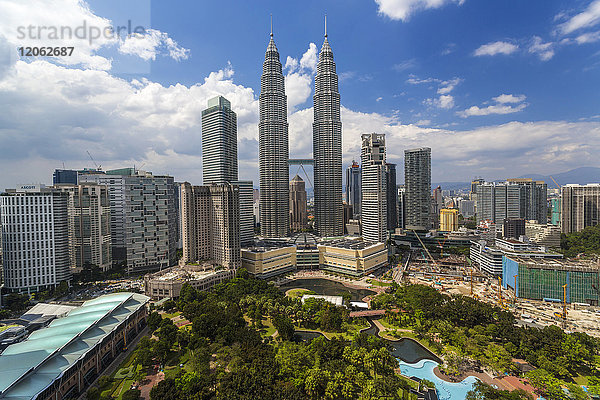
284, 43, 318, 112
437, 77, 462, 94
374, 0, 465, 22
493, 94, 526, 104
474, 41, 519, 56
118, 29, 190, 61
528, 36, 554, 61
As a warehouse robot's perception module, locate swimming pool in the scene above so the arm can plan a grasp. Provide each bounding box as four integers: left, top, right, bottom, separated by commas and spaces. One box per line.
398, 359, 478, 400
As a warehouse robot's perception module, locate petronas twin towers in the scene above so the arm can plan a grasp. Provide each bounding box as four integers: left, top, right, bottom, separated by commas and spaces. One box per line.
259, 22, 343, 238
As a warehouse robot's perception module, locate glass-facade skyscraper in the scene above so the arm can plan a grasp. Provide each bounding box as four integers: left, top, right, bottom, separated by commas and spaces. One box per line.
346, 161, 361, 219
201, 96, 238, 185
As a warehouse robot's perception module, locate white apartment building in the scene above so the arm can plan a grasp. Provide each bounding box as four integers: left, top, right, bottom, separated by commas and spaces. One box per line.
0, 185, 72, 292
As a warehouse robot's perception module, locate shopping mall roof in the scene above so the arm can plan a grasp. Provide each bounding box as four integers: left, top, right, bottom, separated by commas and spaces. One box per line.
0, 292, 149, 399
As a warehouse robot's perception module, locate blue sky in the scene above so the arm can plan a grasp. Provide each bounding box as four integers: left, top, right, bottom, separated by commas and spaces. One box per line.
144, 0, 600, 127
0, 0, 599, 189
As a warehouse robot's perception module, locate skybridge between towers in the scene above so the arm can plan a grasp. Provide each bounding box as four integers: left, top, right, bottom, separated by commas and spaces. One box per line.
288, 159, 314, 189
288, 159, 314, 166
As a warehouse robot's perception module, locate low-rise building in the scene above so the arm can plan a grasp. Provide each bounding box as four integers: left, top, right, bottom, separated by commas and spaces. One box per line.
470, 238, 562, 276
0, 293, 148, 399
241, 242, 297, 279
144, 264, 235, 299
289, 233, 320, 270
525, 221, 561, 248
318, 239, 387, 277
503, 257, 600, 305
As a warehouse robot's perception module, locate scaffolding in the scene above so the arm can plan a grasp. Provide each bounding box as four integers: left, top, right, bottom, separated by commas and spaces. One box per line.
508, 257, 600, 305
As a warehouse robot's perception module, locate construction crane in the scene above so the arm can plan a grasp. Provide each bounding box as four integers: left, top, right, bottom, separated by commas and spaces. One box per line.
470, 270, 474, 295
550, 176, 561, 190
436, 237, 448, 258
86, 150, 101, 170
498, 277, 503, 307
413, 230, 438, 268
513, 275, 518, 305
562, 284, 568, 329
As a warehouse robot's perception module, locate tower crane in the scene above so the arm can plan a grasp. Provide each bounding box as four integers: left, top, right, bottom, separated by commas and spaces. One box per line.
86, 151, 102, 170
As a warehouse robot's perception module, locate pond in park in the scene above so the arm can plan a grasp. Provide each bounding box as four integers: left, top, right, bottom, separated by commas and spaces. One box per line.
295, 318, 475, 399
278, 278, 376, 301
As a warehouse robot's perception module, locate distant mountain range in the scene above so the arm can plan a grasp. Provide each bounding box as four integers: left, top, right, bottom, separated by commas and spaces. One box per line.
432, 167, 600, 192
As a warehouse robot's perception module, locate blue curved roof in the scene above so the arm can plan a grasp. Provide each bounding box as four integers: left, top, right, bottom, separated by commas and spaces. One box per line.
0, 292, 149, 399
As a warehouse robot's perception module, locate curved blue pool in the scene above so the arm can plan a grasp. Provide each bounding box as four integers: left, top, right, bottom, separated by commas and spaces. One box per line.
398, 359, 478, 400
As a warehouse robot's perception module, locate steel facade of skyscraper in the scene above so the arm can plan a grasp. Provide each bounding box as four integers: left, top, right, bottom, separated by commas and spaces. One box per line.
313, 34, 343, 237
259, 34, 289, 237
404, 147, 432, 231
202, 96, 238, 185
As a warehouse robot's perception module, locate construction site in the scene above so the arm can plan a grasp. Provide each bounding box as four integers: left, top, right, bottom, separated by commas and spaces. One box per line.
398, 233, 600, 338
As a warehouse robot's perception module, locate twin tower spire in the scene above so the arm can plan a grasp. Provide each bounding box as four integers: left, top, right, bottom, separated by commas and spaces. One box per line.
259, 16, 343, 238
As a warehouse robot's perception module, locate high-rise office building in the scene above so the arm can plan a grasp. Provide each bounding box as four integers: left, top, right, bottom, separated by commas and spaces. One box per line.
404, 147, 432, 231
202, 96, 238, 185
80, 169, 177, 273
550, 197, 561, 226
476, 183, 525, 223
209, 183, 242, 269
561, 184, 600, 234
53, 169, 78, 185
313, 29, 343, 237
343, 203, 353, 234
259, 31, 289, 238
233, 180, 254, 246
470, 178, 485, 201
180, 184, 211, 262
440, 208, 459, 232
180, 182, 241, 269
361, 133, 387, 243
346, 161, 361, 218
0, 185, 71, 292
201, 96, 253, 245
507, 179, 548, 224
476, 180, 547, 224
55, 183, 112, 272
290, 175, 308, 232
459, 199, 475, 218
79, 171, 127, 261
397, 185, 406, 230
385, 163, 398, 231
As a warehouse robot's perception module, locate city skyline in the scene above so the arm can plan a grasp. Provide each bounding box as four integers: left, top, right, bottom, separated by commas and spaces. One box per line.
1, 1, 600, 190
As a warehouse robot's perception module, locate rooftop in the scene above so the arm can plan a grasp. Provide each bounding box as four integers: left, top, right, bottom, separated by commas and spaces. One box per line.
319, 238, 382, 250
153, 266, 228, 282
0, 292, 148, 399
510, 257, 600, 272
